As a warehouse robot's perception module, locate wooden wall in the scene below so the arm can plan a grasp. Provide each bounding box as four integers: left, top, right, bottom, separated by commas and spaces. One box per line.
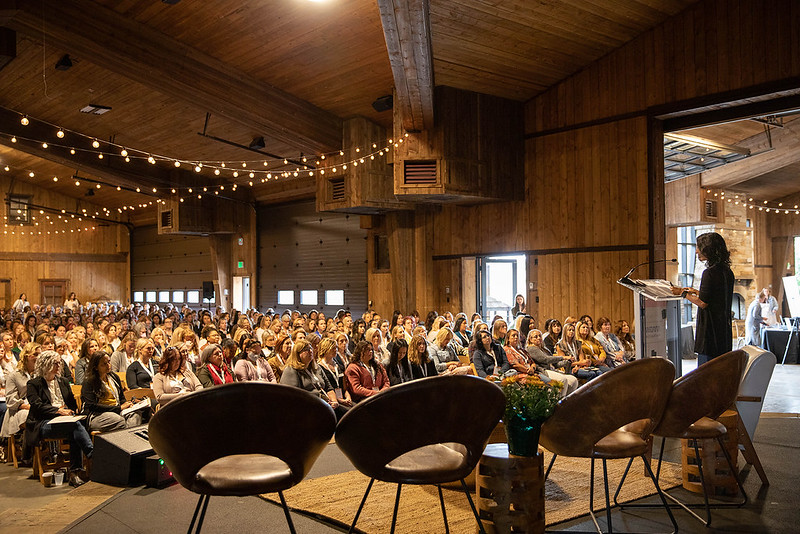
0, 175, 129, 305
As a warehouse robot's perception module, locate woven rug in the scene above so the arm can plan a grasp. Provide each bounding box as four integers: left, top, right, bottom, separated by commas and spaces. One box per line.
264, 451, 681, 533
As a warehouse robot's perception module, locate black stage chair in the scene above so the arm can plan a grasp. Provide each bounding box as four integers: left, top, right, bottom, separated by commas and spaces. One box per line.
334, 375, 505, 534
148, 382, 336, 534
540, 358, 678, 534
614, 350, 748, 527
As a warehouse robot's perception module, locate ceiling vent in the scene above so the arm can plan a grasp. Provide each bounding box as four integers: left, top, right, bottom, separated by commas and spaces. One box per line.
328, 177, 345, 201
160, 208, 174, 230
403, 160, 437, 185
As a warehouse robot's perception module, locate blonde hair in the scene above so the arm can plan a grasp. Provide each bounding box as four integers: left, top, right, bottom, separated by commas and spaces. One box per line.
407, 334, 429, 366
317, 338, 337, 362
287, 339, 314, 370
17, 342, 41, 372
134, 337, 154, 361
434, 327, 453, 348
364, 327, 382, 346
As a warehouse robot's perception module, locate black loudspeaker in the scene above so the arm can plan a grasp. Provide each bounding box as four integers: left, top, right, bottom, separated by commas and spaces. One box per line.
371, 94, 393, 112
202, 281, 215, 300
90, 425, 153, 486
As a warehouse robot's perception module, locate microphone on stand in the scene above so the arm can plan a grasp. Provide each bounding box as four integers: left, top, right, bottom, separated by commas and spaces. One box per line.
618, 258, 677, 286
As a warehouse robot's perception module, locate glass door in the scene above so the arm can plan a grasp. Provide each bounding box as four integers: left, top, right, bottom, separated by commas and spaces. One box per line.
477, 255, 526, 324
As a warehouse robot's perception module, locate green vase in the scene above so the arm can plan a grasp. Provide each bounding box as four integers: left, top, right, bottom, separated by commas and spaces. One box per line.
505, 414, 543, 457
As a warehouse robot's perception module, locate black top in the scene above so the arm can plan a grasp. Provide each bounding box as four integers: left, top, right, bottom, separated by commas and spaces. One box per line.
386, 360, 412, 386
694, 263, 734, 358
410, 360, 438, 380
126, 359, 158, 389
25, 375, 80, 444
472, 343, 511, 378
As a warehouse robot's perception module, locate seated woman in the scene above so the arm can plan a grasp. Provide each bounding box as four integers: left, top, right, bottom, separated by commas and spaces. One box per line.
502, 329, 541, 376
267, 335, 292, 380
555, 323, 602, 380
428, 328, 470, 374
234, 338, 276, 383
81, 352, 145, 432
542, 319, 562, 355
472, 330, 510, 378
594, 316, 627, 367
408, 334, 438, 379
615, 320, 636, 361
426, 316, 446, 344
317, 338, 353, 406
196, 343, 234, 387
110, 332, 137, 373
575, 321, 611, 373
126, 338, 158, 390
74, 338, 99, 385
344, 340, 390, 403
452, 316, 471, 347
25, 350, 93, 487
152, 346, 203, 406
525, 330, 579, 396
491, 319, 508, 346
150, 327, 168, 361
280, 339, 348, 420
385, 339, 411, 386
1, 343, 39, 465
366, 327, 390, 366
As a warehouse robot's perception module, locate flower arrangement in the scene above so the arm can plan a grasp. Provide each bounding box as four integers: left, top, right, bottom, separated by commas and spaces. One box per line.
490, 373, 562, 456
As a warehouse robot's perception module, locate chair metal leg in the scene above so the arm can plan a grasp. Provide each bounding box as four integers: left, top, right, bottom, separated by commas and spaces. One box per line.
641, 454, 678, 534
390, 484, 402, 534
437, 484, 450, 534
348, 477, 374, 534
602, 459, 613, 533
717, 435, 749, 507
195, 494, 210, 534
460, 478, 487, 534
187, 494, 205, 534
278, 490, 297, 534
586, 458, 603, 534
545, 453, 558, 480
612, 457, 635, 507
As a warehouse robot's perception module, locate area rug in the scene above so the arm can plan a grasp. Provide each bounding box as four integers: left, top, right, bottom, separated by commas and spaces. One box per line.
263, 451, 681, 533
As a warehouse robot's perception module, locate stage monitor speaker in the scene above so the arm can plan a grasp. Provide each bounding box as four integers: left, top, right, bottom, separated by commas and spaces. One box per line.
90, 425, 153, 486
202, 281, 215, 300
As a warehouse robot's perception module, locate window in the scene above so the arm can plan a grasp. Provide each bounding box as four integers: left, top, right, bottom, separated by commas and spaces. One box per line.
6, 195, 32, 225
145, 291, 157, 303
325, 290, 344, 306
677, 226, 698, 324
172, 290, 184, 303
187, 290, 200, 304
159, 291, 170, 303
277, 290, 294, 305
133, 291, 144, 302
300, 290, 318, 306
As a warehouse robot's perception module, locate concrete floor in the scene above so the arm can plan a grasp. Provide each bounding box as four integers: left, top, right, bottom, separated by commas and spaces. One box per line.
0, 359, 797, 533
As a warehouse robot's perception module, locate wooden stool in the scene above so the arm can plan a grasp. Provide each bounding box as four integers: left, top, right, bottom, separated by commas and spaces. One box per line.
681, 409, 739, 497
7, 433, 21, 468
476, 443, 545, 534
33, 438, 71, 485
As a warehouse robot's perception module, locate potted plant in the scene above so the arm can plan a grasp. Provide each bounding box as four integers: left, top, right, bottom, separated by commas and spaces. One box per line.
491, 373, 562, 456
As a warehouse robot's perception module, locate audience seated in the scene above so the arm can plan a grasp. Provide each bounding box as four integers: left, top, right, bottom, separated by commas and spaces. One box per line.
594, 316, 628, 367
152, 346, 203, 406
407, 334, 438, 379
555, 322, 603, 381
110, 332, 137, 373
280, 339, 348, 420
344, 340, 389, 402
317, 338, 353, 406
81, 352, 145, 432
126, 338, 158, 389
575, 321, 611, 373
525, 330, 579, 396
234, 338, 275, 383
268, 335, 291, 380
472, 329, 510, 378
196, 343, 234, 387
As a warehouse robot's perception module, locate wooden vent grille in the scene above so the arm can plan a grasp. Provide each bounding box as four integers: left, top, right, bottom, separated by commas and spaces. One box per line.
160, 209, 173, 229
404, 160, 437, 185
329, 177, 345, 201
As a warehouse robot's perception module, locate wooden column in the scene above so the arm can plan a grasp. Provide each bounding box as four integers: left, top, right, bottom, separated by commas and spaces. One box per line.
209, 235, 232, 313
385, 209, 435, 314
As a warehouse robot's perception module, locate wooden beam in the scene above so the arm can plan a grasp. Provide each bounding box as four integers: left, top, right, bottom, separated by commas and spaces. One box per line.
0, 252, 127, 262
0, 0, 342, 154
700, 119, 800, 189
377, 0, 435, 132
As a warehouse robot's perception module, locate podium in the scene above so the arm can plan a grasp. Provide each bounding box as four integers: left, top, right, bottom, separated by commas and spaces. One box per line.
618, 278, 684, 377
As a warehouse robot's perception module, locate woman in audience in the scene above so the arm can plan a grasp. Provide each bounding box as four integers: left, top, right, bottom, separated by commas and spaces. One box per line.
110, 332, 137, 373
575, 321, 611, 372
150, 327, 167, 360
425, 316, 445, 343
344, 340, 390, 403
81, 351, 143, 432
1, 343, 39, 464
317, 338, 353, 406
542, 319, 562, 355
491, 319, 508, 345
92, 329, 113, 357
152, 346, 203, 406
594, 316, 627, 367
555, 322, 603, 380
472, 329, 510, 378
268, 335, 292, 380
234, 338, 276, 383
615, 320, 635, 361
74, 338, 99, 385
126, 338, 158, 390
511, 294, 527, 317
428, 327, 469, 374
365, 327, 389, 366
347, 318, 367, 353
2, 331, 16, 363
385, 338, 411, 386
407, 334, 438, 379
26, 350, 93, 487
105, 322, 121, 352
578, 315, 595, 333
452, 316, 470, 347
502, 329, 539, 376
281, 339, 348, 420
197, 343, 234, 387
526, 329, 579, 395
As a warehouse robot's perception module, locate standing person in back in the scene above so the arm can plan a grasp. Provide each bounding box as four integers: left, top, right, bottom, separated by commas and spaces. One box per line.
672, 231, 734, 365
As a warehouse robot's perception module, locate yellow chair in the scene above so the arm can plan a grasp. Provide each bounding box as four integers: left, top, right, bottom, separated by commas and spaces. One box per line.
115, 371, 128, 389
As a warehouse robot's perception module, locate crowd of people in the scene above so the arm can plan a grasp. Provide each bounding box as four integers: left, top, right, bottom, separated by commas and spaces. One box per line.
0, 295, 636, 488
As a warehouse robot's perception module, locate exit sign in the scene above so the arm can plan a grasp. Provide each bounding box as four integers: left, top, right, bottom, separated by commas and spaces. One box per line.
237, 261, 244, 269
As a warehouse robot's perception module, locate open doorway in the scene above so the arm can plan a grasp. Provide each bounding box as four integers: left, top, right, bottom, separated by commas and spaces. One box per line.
476, 255, 526, 325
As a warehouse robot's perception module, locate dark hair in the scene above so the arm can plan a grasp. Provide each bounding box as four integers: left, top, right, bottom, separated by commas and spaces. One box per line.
453, 316, 468, 333
596, 316, 611, 328
80, 338, 97, 360
387, 338, 410, 381
159, 346, 181, 375
696, 231, 731, 267
424, 310, 438, 331
83, 351, 113, 399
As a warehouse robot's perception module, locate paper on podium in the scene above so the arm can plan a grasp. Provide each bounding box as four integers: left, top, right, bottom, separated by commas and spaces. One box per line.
617, 278, 682, 301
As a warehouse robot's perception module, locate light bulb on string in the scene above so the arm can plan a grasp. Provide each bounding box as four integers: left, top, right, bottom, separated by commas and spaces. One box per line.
56, 129, 65, 138
70, 148, 76, 155
92, 139, 100, 148
42, 142, 48, 148
121, 149, 128, 157
20, 116, 29, 126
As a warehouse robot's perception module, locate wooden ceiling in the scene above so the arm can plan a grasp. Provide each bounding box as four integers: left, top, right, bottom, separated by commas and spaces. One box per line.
0, 0, 704, 220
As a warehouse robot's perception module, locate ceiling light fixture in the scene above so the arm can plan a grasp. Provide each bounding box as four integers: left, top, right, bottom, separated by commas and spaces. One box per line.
80, 104, 112, 115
